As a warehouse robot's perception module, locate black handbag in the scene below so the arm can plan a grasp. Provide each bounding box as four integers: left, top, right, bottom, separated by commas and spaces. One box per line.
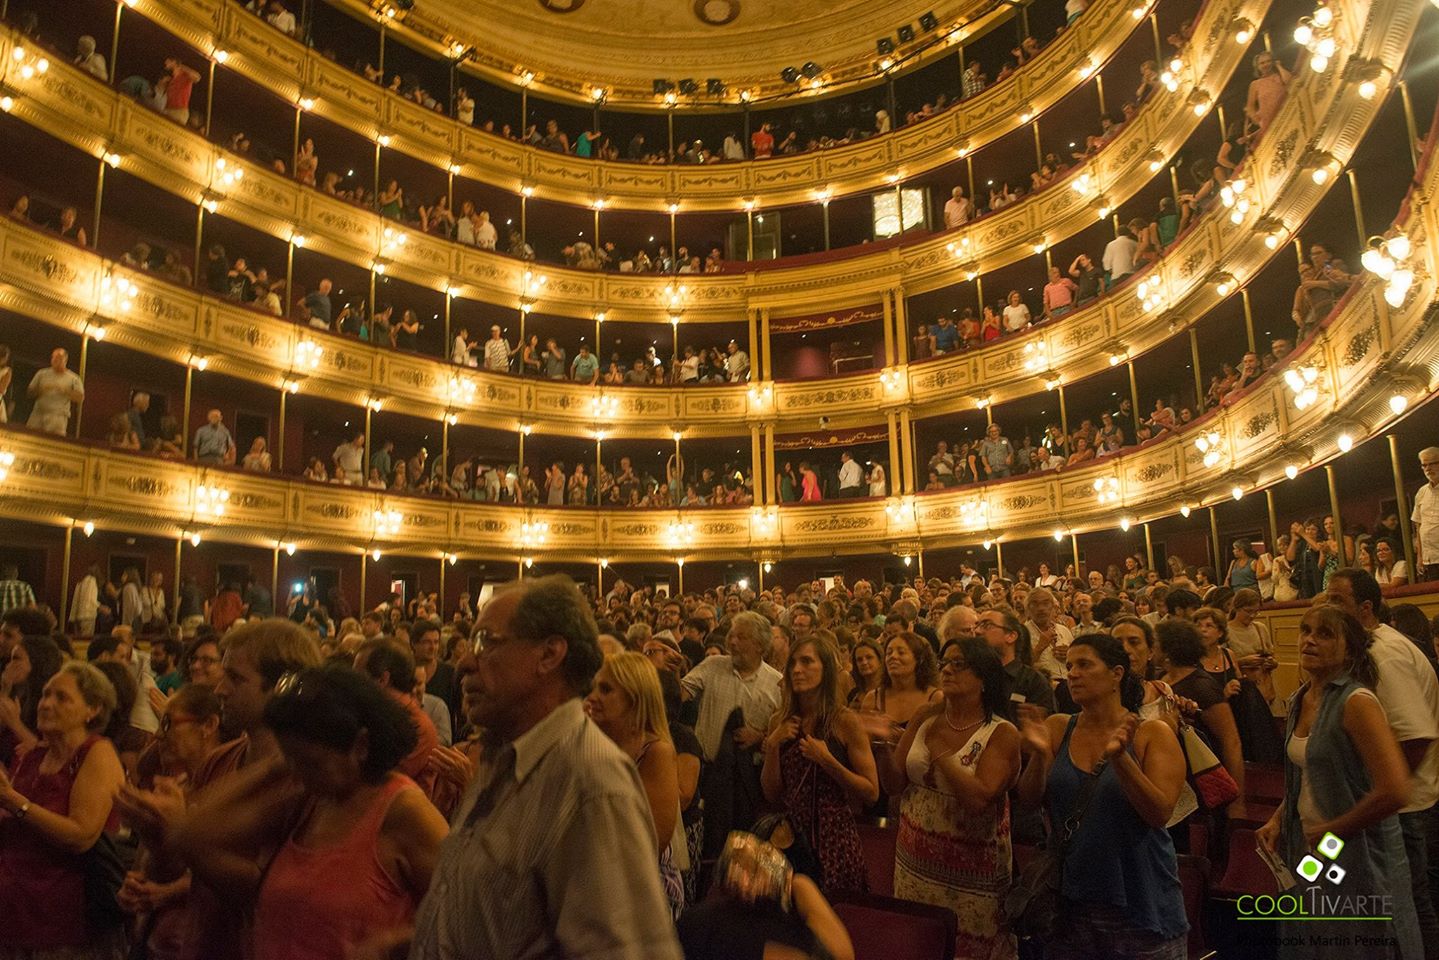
1002, 755, 1103, 941
83, 822, 137, 932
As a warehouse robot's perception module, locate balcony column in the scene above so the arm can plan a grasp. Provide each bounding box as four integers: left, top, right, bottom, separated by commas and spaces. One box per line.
1209, 505, 1223, 570
747, 307, 759, 379
1325, 465, 1346, 565
173, 537, 183, 624
108, 1, 124, 90
763, 424, 776, 503
750, 425, 762, 506
271, 545, 280, 618
821, 197, 831, 251
58, 525, 74, 628
91, 158, 107, 250
1388, 436, 1417, 576
1127, 361, 1141, 433
204, 58, 217, 137
1071, 533, 1081, 577
1399, 80, 1421, 171
276, 387, 288, 472
893, 289, 909, 364
1057, 383, 1070, 449
1144, 521, 1155, 571
1030, 119, 1043, 169
1240, 288, 1257, 354
760, 308, 772, 380
181, 365, 194, 457
192, 205, 206, 292
1265, 488, 1280, 563
360, 549, 368, 609
898, 409, 915, 494
292, 105, 302, 172
1095, 74, 1107, 116
364, 403, 374, 487
995, 540, 1005, 579
1345, 171, 1368, 252
881, 293, 895, 367
1188, 327, 1204, 410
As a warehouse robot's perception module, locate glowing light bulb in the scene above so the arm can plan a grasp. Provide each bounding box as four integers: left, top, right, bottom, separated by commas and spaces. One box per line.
1285, 464, 1300, 480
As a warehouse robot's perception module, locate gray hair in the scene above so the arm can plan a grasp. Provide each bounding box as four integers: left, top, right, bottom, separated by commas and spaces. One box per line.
59, 661, 118, 732
1419, 447, 1439, 463
505, 575, 602, 693
1025, 587, 1058, 613
938, 605, 977, 642
730, 610, 773, 657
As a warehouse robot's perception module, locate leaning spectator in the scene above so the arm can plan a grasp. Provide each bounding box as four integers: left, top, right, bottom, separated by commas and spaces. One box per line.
161, 58, 201, 126
74, 35, 108, 82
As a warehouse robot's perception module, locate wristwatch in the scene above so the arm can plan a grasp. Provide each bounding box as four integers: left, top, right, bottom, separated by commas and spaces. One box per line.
12, 800, 30, 819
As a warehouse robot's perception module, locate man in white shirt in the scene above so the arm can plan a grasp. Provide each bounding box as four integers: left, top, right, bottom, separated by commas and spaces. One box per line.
1025, 588, 1074, 681
722, 134, 745, 161
1102, 223, 1140, 282
943, 186, 973, 229
725, 339, 750, 382
451, 326, 475, 366
681, 611, 781, 761
265, 0, 297, 35
837, 451, 864, 498
1326, 568, 1439, 945
473, 210, 498, 250
69, 564, 101, 637
1412, 447, 1439, 581
333, 432, 365, 483
483, 325, 511, 372
1070, 592, 1103, 636
27, 347, 84, 436
74, 35, 108, 81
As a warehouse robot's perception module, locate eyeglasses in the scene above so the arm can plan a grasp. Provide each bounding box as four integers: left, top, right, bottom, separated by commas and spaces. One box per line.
471, 627, 519, 656
189, 655, 221, 666
939, 657, 969, 672
158, 714, 197, 735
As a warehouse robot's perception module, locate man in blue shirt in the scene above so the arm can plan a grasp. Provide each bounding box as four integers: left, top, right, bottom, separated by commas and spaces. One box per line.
933, 316, 960, 353
193, 409, 235, 464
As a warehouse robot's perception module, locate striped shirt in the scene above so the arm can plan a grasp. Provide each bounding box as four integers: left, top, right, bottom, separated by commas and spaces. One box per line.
0, 579, 34, 617
409, 698, 681, 960
680, 656, 783, 761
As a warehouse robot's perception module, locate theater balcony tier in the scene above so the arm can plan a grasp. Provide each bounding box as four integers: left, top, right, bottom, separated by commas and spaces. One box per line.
0, 0, 1415, 436
1, 143, 1435, 563
130, 0, 1169, 206
0, 0, 1264, 320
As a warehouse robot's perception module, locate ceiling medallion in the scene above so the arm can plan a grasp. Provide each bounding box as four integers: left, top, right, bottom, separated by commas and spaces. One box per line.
694, 0, 741, 26
536, 0, 586, 11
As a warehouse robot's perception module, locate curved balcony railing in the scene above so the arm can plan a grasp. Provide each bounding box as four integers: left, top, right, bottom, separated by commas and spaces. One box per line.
137, 0, 1157, 209
2, 0, 1256, 337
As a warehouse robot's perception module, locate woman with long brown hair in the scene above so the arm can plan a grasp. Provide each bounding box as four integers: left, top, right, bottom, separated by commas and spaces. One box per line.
762, 639, 879, 894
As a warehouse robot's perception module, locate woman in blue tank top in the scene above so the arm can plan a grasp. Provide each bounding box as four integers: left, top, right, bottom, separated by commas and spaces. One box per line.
1016, 632, 1189, 959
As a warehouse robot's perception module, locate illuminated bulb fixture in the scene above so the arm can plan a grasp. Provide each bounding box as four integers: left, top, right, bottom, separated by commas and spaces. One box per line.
202, 198, 218, 214
1231, 485, 1245, 501
741, 198, 756, 211
1022, 341, 1048, 371
517, 70, 535, 87
1078, 56, 1097, 79
194, 480, 230, 518
1018, 104, 1034, 123
665, 284, 686, 309
902, 555, 912, 567
448, 40, 469, 58
519, 423, 533, 436
523, 270, 548, 296
447, 553, 458, 565
188, 354, 209, 371
299, 96, 315, 111
739, 89, 754, 102
1180, 504, 1192, 518
367, 397, 384, 412
959, 499, 989, 524
1285, 463, 1300, 480
1136, 275, 1167, 311
372, 509, 402, 537
1337, 431, 1354, 452
879, 369, 901, 390
448, 163, 461, 175
103, 151, 122, 168
879, 57, 894, 72
1131, 0, 1151, 18
1043, 372, 1062, 392
1307, 151, 1340, 184
955, 141, 971, 158
0, 449, 13, 483
445, 413, 458, 426
974, 394, 991, 409
448, 376, 477, 404
371, 548, 383, 561
99, 272, 138, 313
1120, 516, 1132, 532
1032, 238, 1047, 255
590, 394, 620, 418
1212, 272, 1237, 297
982, 538, 993, 550
282, 378, 300, 394
1194, 430, 1223, 468
1093, 196, 1112, 219
376, 133, 391, 147
946, 236, 972, 258
291, 232, 307, 248
83, 521, 95, 537
1159, 57, 1183, 92
1070, 173, 1096, 196
1218, 178, 1251, 224
1146, 149, 1165, 173
294, 338, 322, 369
1231, 16, 1254, 43
283, 541, 297, 556
815, 187, 833, 204
747, 384, 773, 404
594, 310, 607, 323
666, 520, 697, 547
214, 156, 244, 188
1294, 3, 1338, 72
1360, 233, 1415, 307
1187, 90, 1212, 116
189, 531, 202, 547
381, 226, 408, 252
667, 202, 680, 215
600, 558, 610, 569
592, 198, 607, 211
213, 48, 229, 63
1284, 364, 1321, 410
520, 521, 550, 547
11, 46, 50, 81
1053, 528, 1065, 542
664, 91, 678, 104
1390, 393, 1409, 415
520, 184, 535, 198
1354, 62, 1388, 100
523, 557, 534, 569
1093, 476, 1121, 504
0, 95, 13, 112
1257, 217, 1286, 250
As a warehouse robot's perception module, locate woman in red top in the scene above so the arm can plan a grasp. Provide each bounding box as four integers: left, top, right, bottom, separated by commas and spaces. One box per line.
251, 666, 448, 960
0, 661, 127, 957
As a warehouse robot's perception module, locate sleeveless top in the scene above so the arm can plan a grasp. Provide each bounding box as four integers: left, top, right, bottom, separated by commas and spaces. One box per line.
905, 715, 1008, 791
0, 735, 117, 948
1045, 716, 1187, 940
1228, 558, 1258, 589
253, 774, 418, 960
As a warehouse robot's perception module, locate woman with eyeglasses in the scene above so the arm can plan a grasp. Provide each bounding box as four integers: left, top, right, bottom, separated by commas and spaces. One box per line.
247, 666, 449, 960
119, 685, 225, 960
762, 639, 879, 894
1016, 633, 1188, 958
885, 638, 1020, 958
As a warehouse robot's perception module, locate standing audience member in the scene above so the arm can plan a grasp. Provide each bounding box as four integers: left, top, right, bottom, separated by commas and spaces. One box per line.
761, 638, 879, 894
1257, 605, 1419, 958
26, 347, 84, 437
1412, 447, 1439, 581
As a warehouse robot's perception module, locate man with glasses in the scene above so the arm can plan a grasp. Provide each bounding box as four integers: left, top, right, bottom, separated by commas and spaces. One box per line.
1412, 447, 1439, 581
937, 604, 977, 642
1294, 242, 1355, 338
411, 575, 680, 960
976, 608, 1054, 720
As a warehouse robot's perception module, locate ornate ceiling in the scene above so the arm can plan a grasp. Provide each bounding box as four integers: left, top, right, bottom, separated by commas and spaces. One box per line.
413, 0, 972, 96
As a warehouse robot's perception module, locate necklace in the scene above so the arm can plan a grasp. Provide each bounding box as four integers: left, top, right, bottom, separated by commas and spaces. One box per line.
943, 712, 984, 735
